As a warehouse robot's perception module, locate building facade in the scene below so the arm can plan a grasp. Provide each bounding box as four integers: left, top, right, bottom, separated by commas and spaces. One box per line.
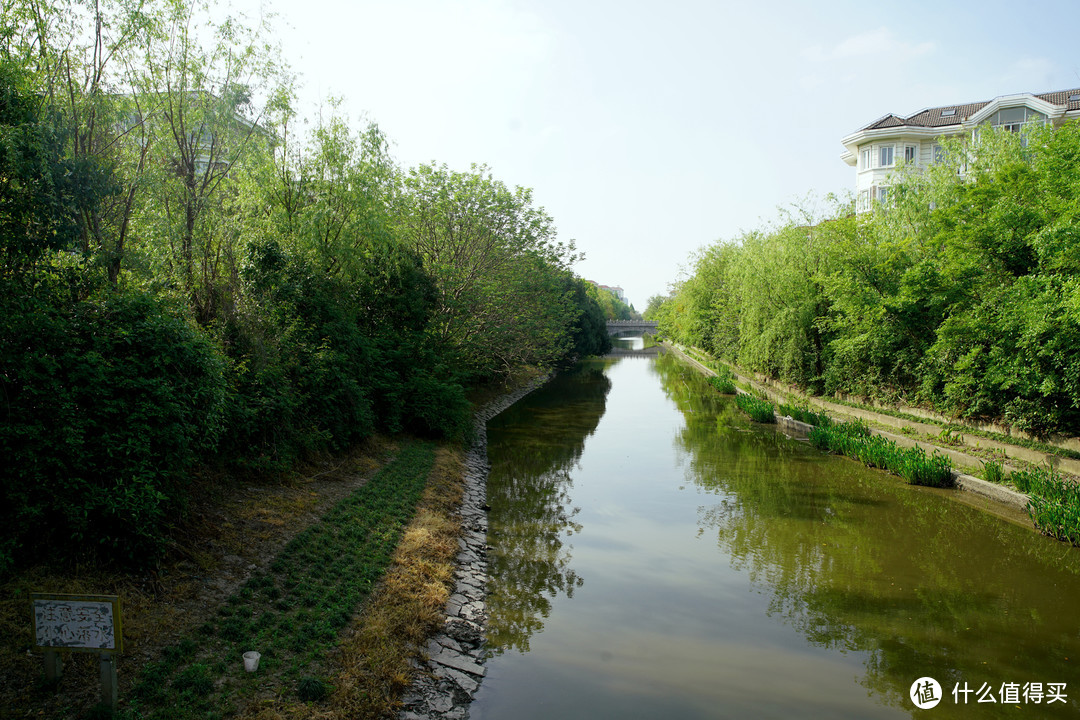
841, 88, 1080, 212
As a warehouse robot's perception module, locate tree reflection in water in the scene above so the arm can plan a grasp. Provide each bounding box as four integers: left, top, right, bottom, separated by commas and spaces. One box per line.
484, 360, 615, 655
652, 352, 1080, 718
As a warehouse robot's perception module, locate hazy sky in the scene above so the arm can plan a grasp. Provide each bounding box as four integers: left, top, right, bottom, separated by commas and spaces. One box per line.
229, 0, 1080, 309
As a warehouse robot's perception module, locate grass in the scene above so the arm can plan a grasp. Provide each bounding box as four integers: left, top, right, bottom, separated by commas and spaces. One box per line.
1010, 466, 1080, 546
776, 402, 831, 427
809, 420, 954, 488
817, 393, 1080, 462
121, 441, 438, 720
313, 445, 466, 720
735, 393, 776, 424
707, 371, 737, 395
983, 458, 1006, 485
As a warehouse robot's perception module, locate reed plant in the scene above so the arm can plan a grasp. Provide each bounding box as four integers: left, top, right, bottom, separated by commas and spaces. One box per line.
736, 392, 776, 423
983, 459, 1005, 485
777, 402, 831, 427
809, 420, 954, 488
708, 370, 737, 395
1011, 466, 1080, 545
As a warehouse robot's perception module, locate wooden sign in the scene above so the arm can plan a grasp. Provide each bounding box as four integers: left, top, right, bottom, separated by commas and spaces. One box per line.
31, 593, 122, 653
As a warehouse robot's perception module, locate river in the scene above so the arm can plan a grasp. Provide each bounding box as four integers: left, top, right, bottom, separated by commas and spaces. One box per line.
469, 341, 1080, 719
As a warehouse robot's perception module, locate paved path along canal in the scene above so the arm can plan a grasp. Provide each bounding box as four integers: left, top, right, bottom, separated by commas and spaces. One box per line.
470, 343, 1080, 719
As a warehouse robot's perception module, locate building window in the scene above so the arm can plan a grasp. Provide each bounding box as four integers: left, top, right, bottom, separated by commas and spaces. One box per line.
861, 148, 872, 169
988, 106, 1046, 133
904, 145, 917, 163
933, 144, 943, 163
876, 186, 889, 205
879, 145, 894, 167
858, 189, 870, 212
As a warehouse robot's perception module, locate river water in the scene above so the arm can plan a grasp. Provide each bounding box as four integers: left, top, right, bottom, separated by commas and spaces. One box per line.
469, 342, 1080, 719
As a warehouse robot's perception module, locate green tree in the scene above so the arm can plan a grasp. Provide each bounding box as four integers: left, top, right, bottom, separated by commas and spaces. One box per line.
395, 163, 580, 377
129, 0, 284, 322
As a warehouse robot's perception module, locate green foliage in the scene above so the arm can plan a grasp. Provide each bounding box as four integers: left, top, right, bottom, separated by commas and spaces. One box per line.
662, 123, 1080, 438
0, 0, 593, 574
587, 283, 636, 321
809, 421, 954, 488
0, 60, 113, 279
567, 278, 613, 358
776, 402, 831, 427
983, 459, 1005, 485
395, 162, 582, 378
1012, 465, 1080, 545
735, 393, 776, 423
0, 284, 227, 571
708, 373, 737, 395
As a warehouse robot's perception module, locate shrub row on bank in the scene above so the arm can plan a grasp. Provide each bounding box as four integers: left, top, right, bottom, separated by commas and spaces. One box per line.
735, 393, 776, 424
654, 123, 1080, 439
0, 51, 613, 574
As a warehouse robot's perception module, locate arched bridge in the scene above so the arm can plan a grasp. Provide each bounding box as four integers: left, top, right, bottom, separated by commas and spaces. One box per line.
606, 320, 658, 336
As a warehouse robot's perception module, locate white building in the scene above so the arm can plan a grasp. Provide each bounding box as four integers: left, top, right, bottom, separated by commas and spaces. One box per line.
841, 88, 1080, 212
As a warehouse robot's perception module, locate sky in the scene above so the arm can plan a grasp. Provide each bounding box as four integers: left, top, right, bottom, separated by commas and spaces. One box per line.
226, 0, 1080, 310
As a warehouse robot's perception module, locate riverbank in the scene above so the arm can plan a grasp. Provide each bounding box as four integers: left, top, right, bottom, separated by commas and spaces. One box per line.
663, 343, 1056, 519
0, 435, 410, 719
398, 372, 552, 720
0, 371, 551, 720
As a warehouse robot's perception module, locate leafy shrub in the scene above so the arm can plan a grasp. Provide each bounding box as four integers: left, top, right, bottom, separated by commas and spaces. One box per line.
984, 459, 1005, 485
0, 286, 227, 571
898, 445, 954, 488
1013, 466, 1080, 545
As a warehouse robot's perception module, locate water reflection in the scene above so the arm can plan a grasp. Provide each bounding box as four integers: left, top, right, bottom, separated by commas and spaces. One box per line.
652, 353, 1080, 718
485, 362, 614, 654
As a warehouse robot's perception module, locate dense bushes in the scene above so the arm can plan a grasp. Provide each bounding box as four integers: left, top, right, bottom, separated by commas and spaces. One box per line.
0, 25, 608, 573
777, 402, 831, 427
0, 285, 227, 570
707, 372, 736, 395
658, 124, 1080, 437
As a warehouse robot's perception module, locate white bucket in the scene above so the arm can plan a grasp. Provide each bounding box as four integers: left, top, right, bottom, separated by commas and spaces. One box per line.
243, 651, 261, 672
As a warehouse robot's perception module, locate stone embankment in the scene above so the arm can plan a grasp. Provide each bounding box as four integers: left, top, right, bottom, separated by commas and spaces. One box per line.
400, 375, 549, 720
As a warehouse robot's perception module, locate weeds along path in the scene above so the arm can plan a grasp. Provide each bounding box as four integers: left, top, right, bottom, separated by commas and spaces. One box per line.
128, 441, 437, 720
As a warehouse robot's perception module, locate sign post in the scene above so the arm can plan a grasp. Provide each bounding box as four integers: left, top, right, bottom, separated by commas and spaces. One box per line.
31, 593, 123, 710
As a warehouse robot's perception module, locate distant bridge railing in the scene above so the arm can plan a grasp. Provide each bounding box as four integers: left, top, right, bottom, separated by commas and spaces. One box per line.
605, 320, 658, 336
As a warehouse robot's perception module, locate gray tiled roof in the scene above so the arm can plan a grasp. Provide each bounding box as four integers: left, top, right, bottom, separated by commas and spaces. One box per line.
860, 88, 1080, 131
